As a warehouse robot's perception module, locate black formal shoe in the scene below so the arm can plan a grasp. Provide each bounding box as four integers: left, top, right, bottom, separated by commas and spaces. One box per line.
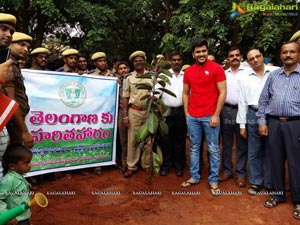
176, 170, 184, 177
160, 169, 168, 176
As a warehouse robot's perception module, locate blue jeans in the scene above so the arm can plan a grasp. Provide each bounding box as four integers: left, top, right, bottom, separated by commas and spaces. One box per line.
187, 115, 220, 184
247, 108, 271, 188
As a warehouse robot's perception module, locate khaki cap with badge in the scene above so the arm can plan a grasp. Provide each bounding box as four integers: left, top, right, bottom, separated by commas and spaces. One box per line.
290, 30, 300, 43
12, 32, 32, 42
0, 13, 16, 26
129, 50, 146, 61
31, 47, 50, 55
91, 52, 106, 61
62, 48, 78, 57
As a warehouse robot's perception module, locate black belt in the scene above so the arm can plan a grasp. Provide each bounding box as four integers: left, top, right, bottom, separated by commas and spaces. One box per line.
249, 105, 258, 111
268, 115, 300, 122
171, 106, 183, 110
224, 103, 238, 109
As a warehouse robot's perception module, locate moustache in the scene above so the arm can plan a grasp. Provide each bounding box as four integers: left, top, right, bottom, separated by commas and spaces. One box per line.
284, 57, 292, 60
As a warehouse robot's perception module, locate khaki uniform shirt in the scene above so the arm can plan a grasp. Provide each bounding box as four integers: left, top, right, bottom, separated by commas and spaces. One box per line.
91, 68, 115, 77
63, 64, 78, 73
123, 70, 151, 108
3, 56, 29, 117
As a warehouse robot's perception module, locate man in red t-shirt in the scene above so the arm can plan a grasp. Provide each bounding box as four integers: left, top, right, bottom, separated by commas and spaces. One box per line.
181, 39, 226, 197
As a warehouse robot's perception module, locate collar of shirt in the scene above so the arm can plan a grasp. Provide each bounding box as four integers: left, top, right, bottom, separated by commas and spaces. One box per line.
7, 170, 30, 184
95, 68, 115, 77
225, 65, 247, 74
169, 68, 184, 77
280, 63, 300, 76
248, 65, 280, 77
64, 64, 77, 73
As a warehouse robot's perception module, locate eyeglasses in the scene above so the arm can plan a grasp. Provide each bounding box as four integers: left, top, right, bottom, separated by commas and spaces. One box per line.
248, 54, 262, 62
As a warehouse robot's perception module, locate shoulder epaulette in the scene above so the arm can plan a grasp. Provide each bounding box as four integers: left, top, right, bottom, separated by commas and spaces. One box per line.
124, 72, 132, 79
55, 67, 64, 72
88, 69, 96, 74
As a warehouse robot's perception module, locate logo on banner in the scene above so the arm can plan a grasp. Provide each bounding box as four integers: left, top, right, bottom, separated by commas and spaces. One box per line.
59, 81, 86, 107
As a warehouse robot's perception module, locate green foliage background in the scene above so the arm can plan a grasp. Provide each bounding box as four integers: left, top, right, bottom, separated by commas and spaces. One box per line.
1, 0, 299, 66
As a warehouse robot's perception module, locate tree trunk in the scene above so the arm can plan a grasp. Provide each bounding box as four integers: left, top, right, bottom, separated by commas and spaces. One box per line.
18, 0, 30, 33
164, 0, 171, 59
231, 21, 240, 47
34, 11, 47, 48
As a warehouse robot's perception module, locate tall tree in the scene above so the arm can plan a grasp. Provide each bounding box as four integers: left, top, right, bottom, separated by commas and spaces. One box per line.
161, 0, 298, 65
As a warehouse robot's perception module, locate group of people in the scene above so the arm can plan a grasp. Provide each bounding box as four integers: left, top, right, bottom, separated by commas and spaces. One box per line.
0, 11, 300, 223
179, 39, 300, 222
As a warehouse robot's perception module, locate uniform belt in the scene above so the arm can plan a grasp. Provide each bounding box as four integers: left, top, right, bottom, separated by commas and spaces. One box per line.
268, 115, 300, 122
171, 106, 183, 110
249, 105, 258, 111
224, 103, 238, 109
129, 104, 146, 111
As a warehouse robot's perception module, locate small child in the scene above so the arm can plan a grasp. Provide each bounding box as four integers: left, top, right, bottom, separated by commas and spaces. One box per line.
0, 144, 32, 225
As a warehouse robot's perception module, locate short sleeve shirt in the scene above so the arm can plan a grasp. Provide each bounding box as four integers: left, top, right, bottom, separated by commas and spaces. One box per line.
123, 70, 151, 107
183, 60, 226, 117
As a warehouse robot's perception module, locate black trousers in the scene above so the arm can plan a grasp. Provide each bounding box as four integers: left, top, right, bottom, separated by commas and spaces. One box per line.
18, 219, 30, 225
267, 117, 300, 204
161, 107, 187, 171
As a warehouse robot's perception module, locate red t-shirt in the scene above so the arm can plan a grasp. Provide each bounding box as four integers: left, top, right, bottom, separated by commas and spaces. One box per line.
183, 60, 226, 117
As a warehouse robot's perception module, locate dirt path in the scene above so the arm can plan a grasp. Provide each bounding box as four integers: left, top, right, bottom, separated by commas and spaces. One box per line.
31, 142, 297, 225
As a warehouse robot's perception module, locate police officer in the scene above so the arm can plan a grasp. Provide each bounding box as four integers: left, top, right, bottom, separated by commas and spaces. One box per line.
116, 61, 130, 173
122, 51, 151, 178
30, 47, 50, 70
0, 12, 16, 179
3, 32, 34, 148
90, 52, 114, 77
56, 48, 79, 73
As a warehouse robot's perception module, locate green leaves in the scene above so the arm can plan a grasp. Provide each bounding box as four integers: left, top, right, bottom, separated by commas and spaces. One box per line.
159, 121, 169, 136
140, 94, 151, 101
136, 73, 153, 79
160, 69, 172, 78
158, 74, 171, 85
135, 83, 152, 90
146, 112, 159, 134
158, 88, 177, 98
152, 152, 161, 175
135, 124, 149, 142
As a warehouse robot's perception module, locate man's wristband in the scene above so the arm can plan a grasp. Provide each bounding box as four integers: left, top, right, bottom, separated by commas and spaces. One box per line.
123, 117, 129, 119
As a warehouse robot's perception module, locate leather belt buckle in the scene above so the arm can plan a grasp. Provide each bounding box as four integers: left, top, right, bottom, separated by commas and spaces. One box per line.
279, 117, 287, 122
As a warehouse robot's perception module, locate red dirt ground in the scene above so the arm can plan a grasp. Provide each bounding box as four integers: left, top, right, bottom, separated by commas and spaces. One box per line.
30, 140, 297, 225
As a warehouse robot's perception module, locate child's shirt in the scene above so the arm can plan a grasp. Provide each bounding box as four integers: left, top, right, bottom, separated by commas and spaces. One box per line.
0, 170, 31, 221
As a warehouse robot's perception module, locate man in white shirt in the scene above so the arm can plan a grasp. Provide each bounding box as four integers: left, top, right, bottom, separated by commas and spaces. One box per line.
219, 47, 248, 188
159, 50, 187, 177
237, 48, 278, 195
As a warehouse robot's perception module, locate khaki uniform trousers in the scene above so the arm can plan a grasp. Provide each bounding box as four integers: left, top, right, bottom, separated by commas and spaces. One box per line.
127, 108, 151, 170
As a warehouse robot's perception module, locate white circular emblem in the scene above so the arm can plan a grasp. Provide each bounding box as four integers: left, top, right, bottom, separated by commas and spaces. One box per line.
59, 81, 86, 107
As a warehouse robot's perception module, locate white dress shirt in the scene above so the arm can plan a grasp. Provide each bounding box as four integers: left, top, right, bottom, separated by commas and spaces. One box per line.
236, 65, 279, 128
225, 66, 249, 105
160, 68, 184, 107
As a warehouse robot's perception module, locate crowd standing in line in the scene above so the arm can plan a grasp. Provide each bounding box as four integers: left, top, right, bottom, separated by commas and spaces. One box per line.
1, 11, 300, 222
